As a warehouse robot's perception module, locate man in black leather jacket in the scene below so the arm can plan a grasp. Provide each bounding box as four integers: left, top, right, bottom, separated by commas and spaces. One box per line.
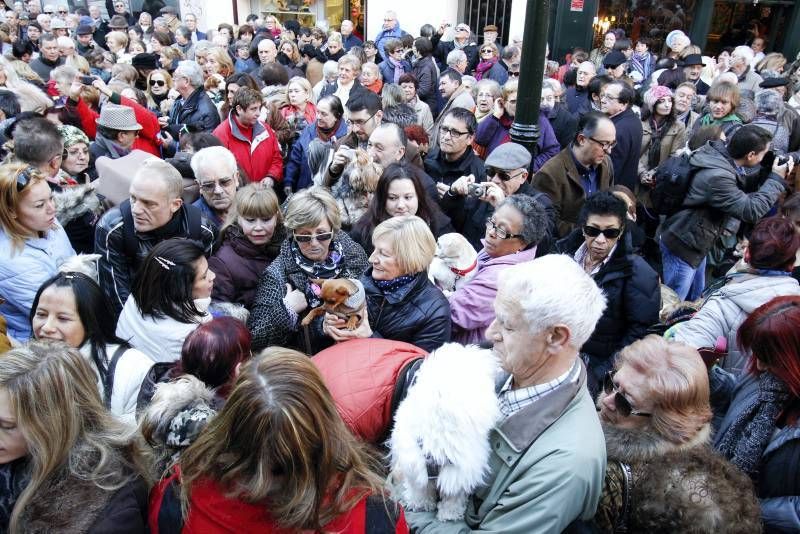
94, 158, 216, 314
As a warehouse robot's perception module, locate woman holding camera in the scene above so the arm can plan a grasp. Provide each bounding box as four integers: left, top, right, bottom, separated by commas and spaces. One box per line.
350, 163, 453, 256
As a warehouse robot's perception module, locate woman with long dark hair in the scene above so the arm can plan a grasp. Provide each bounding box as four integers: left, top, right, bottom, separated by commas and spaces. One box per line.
116, 238, 215, 363
350, 162, 453, 255
30, 272, 153, 424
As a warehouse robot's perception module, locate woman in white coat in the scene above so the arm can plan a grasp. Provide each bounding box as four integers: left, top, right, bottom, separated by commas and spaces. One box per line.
30, 271, 152, 425
116, 238, 214, 363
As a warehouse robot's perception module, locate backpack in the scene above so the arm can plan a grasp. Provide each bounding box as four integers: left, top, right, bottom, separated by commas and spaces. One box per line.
650, 152, 697, 216
119, 200, 203, 263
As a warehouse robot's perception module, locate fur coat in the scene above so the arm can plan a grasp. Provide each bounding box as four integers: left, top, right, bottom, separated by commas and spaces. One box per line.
594, 422, 712, 532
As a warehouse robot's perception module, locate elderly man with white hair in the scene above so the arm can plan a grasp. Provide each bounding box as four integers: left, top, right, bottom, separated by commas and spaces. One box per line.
190, 146, 240, 231
730, 45, 763, 95
158, 60, 220, 151
407, 254, 608, 532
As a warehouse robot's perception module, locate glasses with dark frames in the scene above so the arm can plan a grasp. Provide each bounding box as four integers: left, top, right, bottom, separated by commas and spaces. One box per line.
486, 167, 525, 182
15, 166, 38, 193
582, 225, 622, 239
602, 371, 652, 417
293, 232, 333, 243
485, 217, 523, 240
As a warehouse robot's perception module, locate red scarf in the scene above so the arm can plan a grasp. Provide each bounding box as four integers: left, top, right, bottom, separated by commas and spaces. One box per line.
316, 118, 342, 143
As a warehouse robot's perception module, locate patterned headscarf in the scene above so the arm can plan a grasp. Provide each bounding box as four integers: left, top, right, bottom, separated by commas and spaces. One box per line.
58, 124, 90, 149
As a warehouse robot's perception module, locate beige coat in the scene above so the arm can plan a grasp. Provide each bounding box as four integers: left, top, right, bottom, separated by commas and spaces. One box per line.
637, 119, 687, 204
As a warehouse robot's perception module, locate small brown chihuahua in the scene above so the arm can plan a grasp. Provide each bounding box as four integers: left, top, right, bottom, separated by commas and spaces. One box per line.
300, 278, 366, 329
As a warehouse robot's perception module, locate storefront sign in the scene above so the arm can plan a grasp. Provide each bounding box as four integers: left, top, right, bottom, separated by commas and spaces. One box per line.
570, 0, 584, 12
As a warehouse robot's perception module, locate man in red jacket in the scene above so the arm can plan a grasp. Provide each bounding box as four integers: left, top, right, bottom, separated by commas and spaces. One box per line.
213, 87, 283, 187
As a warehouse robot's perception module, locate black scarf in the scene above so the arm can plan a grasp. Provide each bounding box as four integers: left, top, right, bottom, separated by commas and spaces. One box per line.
716, 372, 791, 479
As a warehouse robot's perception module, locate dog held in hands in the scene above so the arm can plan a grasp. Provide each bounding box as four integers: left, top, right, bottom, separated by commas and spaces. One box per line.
300, 278, 366, 329
389, 343, 501, 521
428, 233, 479, 295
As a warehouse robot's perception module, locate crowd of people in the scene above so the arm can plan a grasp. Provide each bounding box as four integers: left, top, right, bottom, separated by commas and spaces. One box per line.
0, 1, 798, 531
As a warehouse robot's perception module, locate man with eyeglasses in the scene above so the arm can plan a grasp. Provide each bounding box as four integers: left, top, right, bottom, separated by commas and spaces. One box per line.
600, 80, 642, 191
533, 112, 616, 237
373, 10, 409, 62
212, 87, 283, 190
566, 61, 595, 117
555, 191, 659, 396
324, 91, 383, 186
190, 146, 239, 231
95, 158, 216, 315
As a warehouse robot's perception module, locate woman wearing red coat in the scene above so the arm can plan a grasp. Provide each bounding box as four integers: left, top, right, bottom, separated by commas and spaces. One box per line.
148, 348, 408, 533
212, 87, 284, 186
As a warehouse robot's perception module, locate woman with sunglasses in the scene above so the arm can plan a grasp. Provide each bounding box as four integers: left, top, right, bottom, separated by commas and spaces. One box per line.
592, 335, 759, 533
248, 187, 369, 353
0, 163, 74, 342
556, 191, 660, 397
474, 43, 499, 81
145, 69, 172, 113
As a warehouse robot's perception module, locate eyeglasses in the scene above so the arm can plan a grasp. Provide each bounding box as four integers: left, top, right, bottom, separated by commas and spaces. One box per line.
480, 48, 493, 54
485, 217, 523, 240
44, 10, 53, 14
439, 126, 470, 138
508, 71, 520, 77
15, 166, 37, 192
583, 225, 622, 239
390, 48, 404, 55
603, 371, 652, 417
600, 93, 620, 102
346, 111, 377, 127
149, 79, 166, 87
57, 9, 67, 14
198, 177, 235, 192
587, 137, 617, 152
293, 231, 333, 243
487, 167, 526, 182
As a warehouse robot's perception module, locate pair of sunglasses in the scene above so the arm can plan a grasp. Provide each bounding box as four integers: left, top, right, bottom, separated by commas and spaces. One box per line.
486, 167, 525, 182
583, 225, 622, 239
150, 79, 166, 87
15, 167, 38, 192
602, 371, 652, 417
294, 232, 333, 243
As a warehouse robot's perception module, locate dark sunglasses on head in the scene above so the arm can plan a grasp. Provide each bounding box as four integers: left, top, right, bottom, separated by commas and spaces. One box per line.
150, 79, 166, 86
583, 225, 622, 239
603, 371, 652, 417
293, 232, 333, 243
15, 166, 38, 192
486, 167, 524, 182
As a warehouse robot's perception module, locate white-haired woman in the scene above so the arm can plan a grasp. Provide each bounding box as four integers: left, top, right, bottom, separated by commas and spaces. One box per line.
0, 341, 149, 532
247, 187, 369, 354
324, 216, 450, 352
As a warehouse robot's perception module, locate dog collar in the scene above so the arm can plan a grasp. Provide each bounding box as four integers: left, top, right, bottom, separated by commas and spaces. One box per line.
450, 259, 478, 278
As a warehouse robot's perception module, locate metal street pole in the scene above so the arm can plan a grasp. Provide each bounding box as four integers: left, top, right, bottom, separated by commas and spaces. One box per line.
509, 0, 551, 156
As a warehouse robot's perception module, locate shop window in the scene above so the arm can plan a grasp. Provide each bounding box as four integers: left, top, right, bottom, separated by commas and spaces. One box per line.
594, 0, 696, 54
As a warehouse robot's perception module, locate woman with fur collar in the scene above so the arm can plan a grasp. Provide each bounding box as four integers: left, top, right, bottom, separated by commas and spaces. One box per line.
0, 341, 149, 533
593, 335, 761, 533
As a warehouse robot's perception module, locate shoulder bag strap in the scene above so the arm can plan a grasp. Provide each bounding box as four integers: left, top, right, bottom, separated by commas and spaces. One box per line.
103, 345, 127, 409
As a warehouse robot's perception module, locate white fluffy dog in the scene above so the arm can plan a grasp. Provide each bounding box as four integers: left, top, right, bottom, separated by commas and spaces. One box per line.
389, 343, 501, 521
428, 233, 479, 296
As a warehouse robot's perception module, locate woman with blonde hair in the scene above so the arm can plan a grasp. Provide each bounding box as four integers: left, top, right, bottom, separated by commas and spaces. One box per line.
145, 68, 172, 112
209, 185, 287, 308
149, 347, 406, 532
0, 340, 149, 533
247, 186, 368, 353
756, 52, 787, 75
325, 215, 450, 352
0, 163, 74, 341
204, 46, 234, 79
280, 75, 317, 138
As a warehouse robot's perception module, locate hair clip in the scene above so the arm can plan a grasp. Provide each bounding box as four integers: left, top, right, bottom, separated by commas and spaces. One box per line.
155, 256, 175, 270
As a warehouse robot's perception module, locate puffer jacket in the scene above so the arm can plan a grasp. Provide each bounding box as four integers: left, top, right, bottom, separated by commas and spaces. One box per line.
361, 270, 451, 353
94, 203, 216, 315
661, 141, 787, 268
557, 230, 660, 390
0, 224, 75, 341
312, 338, 426, 443
712, 368, 800, 533
208, 225, 285, 308
166, 87, 221, 141
247, 232, 369, 353
212, 113, 284, 183
673, 270, 800, 375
